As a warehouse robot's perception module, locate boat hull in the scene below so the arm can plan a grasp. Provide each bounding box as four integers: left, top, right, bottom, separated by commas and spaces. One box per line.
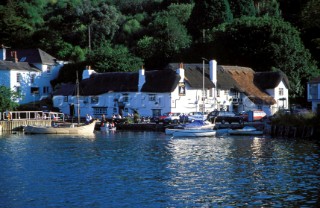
172, 130, 216, 137
228, 126, 263, 135
228, 130, 263, 135
24, 121, 96, 134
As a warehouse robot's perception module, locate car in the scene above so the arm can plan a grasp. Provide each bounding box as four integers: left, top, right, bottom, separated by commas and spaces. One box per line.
238, 110, 267, 122
187, 112, 208, 122
155, 112, 173, 123
163, 112, 181, 124
207, 111, 244, 124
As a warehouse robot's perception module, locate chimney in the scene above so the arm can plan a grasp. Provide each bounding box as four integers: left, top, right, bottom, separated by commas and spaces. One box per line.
209, 60, 217, 86
176, 62, 185, 82
11, 51, 18, 62
0, 45, 6, 60
82, 65, 96, 79
138, 66, 145, 92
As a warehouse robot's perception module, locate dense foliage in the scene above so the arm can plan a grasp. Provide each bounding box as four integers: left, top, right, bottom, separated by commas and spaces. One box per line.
0, 0, 319, 102
0, 86, 19, 112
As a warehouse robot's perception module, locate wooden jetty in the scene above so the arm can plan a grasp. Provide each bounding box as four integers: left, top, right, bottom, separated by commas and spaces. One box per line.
0, 111, 64, 131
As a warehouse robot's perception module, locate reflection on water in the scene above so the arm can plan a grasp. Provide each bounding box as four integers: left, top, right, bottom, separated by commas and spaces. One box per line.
0, 132, 319, 207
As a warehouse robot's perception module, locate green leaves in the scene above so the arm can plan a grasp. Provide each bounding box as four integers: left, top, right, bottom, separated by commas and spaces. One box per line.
209, 16, 320, 98
0, 86, 19, 112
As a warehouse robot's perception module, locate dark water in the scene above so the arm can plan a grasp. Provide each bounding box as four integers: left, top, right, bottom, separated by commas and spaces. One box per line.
0, 131, 319, 208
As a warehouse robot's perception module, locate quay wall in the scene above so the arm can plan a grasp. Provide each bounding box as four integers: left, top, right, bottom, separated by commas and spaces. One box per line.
0, 120, 52, 131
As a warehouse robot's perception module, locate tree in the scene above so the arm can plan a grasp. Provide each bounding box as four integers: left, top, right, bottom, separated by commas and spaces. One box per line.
255, 0, 281, 17
187, 0, 233, 42
300, 0, 320, 67
87, 41, 143, 72
0, 86, 19, 112
139, 10, 192, 68
229, 0, 256, 18
208, 16, 319, 98
0, 0, 46, 47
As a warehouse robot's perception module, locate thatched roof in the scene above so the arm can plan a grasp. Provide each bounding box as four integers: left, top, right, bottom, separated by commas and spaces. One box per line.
254, 71, 289, 89
166, 63, 215, 89
74, 69, 180, 95
79, 72, 139, 95
52, 83, 76, 96
218, 66, 276, 105
141, 69, 180, 92
0, 60, 40, 72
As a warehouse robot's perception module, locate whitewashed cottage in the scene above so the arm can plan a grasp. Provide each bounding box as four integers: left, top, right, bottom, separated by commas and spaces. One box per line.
53, 60, 289, 118
0, 47, 64, 104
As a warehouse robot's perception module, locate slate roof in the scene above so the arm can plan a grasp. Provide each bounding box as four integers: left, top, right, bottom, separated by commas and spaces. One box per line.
0, 60, 40, 72
6, 49, 57, 65
166, 63, 215, 89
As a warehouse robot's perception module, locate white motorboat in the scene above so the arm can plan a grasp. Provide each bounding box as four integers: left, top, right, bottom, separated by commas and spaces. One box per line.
165, 120, 215, 135
172, 129, 216, 137
228, 126, 263, 135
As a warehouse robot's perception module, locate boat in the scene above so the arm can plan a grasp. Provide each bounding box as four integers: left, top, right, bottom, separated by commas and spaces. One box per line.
228, 126, 263, 135
165, 120, 215, 135
100, 125, 116, 132
172, 129, 216, 137
24, 120, 97, 134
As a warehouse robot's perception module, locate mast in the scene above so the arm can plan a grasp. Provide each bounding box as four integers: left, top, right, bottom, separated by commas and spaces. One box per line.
202, 58, 207, 114
76, 71, 80, 124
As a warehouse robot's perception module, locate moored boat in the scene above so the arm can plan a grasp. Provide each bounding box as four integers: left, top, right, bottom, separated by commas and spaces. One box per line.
228, 126, 263, 135
24, 120, 96, 134
165, 120, 215, 135
172, 129, 216, 137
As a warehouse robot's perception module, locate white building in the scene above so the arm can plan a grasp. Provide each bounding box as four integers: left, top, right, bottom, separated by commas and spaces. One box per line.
0, 47, 64, 104
307, 76, 320, 113
53, 60, 289, 118
215, 66, 289, 116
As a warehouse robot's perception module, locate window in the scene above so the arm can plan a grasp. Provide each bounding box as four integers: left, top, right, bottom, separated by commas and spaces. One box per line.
279, 88, 284, 96
122, 94, 129, 102
17, 73, 21, 83
149, 94, 156, 101
224, 90, 229, 95
47, 65, 52, 73
30, 74, 36, 84
91, 96, 99, 104
217, 89, 220, 97
64, 96, 68, 102
43, 86, 49, 94
31, 87, 39, 94
93, 107, 107, 115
